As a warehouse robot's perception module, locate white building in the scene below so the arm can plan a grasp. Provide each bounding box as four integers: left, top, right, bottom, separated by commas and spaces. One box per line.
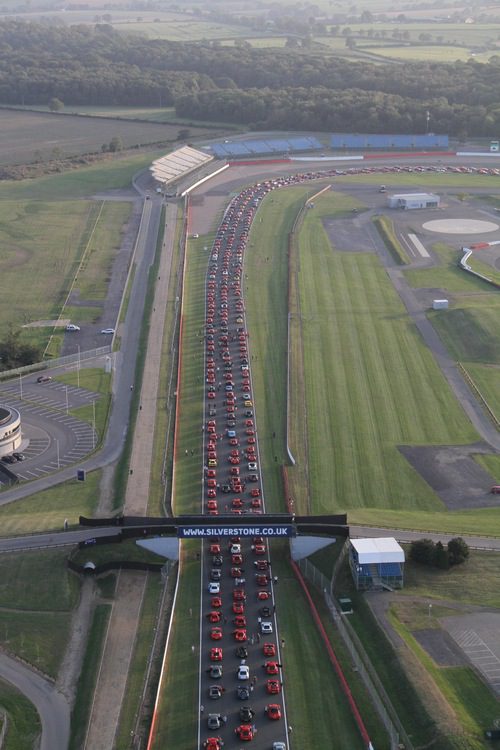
388, 192, 440, 210
349, 537, 405, 590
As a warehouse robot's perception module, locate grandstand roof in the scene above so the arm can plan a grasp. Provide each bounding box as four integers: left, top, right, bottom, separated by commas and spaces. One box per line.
150, 145, 213, 185
350, 538, 404, 564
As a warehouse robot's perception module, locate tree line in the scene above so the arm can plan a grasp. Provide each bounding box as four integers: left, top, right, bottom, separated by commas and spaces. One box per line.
1, 20, 500, 137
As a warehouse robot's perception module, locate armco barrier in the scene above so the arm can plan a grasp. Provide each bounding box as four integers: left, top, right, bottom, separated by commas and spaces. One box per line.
290, 558, 374, 749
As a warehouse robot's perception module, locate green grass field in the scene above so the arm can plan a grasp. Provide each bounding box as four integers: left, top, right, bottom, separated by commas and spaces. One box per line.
0, 680, 41, 749
0, 549, 79, 677
294, 192, 478, 514
0, 195, 131, 353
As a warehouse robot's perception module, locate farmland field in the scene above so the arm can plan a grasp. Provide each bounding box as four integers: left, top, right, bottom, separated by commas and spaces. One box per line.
0, 109, 212, 165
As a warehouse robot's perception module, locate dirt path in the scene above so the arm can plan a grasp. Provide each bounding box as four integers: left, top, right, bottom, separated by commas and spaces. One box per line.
82, 200, 178, 749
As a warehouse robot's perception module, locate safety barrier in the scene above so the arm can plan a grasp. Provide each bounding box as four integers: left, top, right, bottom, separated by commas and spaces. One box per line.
296, 556, 412, 750
291, 558, 374, 749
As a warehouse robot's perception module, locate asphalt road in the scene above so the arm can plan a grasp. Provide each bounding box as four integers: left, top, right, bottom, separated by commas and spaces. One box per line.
197, 184, 290, 750
0, 652, 70, 750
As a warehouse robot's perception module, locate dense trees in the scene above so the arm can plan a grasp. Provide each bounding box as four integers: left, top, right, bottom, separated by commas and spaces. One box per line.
1, 20, 500, 135
409, 537, 470, 569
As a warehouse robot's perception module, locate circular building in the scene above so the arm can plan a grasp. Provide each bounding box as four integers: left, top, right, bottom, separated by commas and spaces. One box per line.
0, 405, 22, 457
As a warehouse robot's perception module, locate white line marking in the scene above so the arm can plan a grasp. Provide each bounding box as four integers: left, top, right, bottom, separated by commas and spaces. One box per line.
408, 234, 430, 258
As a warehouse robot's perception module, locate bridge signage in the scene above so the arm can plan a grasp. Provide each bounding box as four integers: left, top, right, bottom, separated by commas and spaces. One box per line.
178, 524, 296, 538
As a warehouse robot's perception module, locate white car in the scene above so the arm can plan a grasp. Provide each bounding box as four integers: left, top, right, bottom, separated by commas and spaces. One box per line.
208, 582, 220, 594
260, 621, 273, 634
66, 324, 80, 332
101, 328, 115, 335
230, 544, 241, 554
248, 462, 258, 471
237, 665, 250, 680
273, 743, 286, 750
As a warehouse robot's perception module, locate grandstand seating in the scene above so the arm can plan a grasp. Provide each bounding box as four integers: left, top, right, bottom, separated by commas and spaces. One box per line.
150, 145, 214, 187
207, 135, 324, 159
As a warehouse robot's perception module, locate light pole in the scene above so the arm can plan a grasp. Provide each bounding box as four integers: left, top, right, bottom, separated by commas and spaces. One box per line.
19, 373, 22, 401
77, 345, 80, 389
92, 400, 96, 450
56, 439, 60, 469
426, 110, 430, 135
428, 603, 432, 620
65, 385, 69, 416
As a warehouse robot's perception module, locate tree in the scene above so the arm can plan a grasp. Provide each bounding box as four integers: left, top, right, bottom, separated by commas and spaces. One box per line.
447, 537, 469, 566
108, 136, 123, 152
433, 541, 449, 569
48, 97, 64, 112
410, 538, 435, 565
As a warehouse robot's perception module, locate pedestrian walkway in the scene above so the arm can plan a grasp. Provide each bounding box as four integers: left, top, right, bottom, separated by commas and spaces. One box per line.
84, 201, 178, 749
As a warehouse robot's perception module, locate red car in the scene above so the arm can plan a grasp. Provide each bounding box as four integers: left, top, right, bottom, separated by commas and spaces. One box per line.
207, 501, 218, 511
235, 724, 254, 741
211, 596, 222, 608
232, 553, 243, 564
233, 628, 247, 642
206, 469, 216, 478
256, 574, 268, 586
204, 738, 223, 750
232, 498, 243, 508
232, 602, 245, 614
210, 544, 221, 554
266, 679, 281, 695
233, 589, 246, 601
265, 704, 281, 720
258, 591, 270, 601
234, 615, 246, 628
254, 543, 266, 555
210, 647, 223, 661
207, 610, 221, 623
265, 661, 279, 675
211, 627, 223, 640
250, 488, 260, 497
251, 498, 261, 509
263, 642, 276, 657
255, 560, 269, 571
207, 489, 217, 498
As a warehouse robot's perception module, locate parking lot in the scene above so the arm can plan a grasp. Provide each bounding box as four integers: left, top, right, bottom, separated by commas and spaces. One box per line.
0, 376, 99, 486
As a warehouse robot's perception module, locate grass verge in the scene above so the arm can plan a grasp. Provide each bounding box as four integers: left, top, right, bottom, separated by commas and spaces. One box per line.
113, 207, 165, 510
0, 679, 41, 749
373, 214, 410, 264
69, 603, 112, 750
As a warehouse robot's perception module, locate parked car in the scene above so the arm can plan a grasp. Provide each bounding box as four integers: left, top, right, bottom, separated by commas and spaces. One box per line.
66, 324, 80, 332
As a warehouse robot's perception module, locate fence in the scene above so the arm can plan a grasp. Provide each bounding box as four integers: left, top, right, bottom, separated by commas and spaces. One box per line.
297, 556, 413, 750
0, 346, 111, 381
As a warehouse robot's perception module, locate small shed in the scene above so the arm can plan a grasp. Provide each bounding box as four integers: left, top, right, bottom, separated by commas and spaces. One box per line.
349, 537, 405, 591
433, 299, 449, 310
388, 193, 440, 210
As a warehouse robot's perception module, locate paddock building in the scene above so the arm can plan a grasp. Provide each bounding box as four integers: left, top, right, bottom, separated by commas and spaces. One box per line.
387, 192, 440, 210
0, 405, 22, 457
349, 537, 405, 591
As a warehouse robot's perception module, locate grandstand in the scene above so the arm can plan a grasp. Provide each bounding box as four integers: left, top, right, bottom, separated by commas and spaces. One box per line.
206, 135, 323, 159
150, 146, 214, 189
331, 133, 449, 150
349, 538, 404, 591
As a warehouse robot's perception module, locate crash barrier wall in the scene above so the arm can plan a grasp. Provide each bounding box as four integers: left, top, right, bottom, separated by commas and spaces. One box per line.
291, 558, 374, 749
297, 556, 413, 750
457, 362, 500, 430
460, 246, 500, 290
285, 185, 332, 473
0, 346, 111, 381
67, 558, 164, 575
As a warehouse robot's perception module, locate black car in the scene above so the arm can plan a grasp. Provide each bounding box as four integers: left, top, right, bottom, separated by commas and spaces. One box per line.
259, 606, 271, 617
235, 646, 248, 659
212, 555, 223, 567
244, 410, 253, 417
12, 453, 25, 461
210, 569, 222, 581
239, 706, 255, 722
221, 485, 231, 494
1, 455, 16, 464
236, 685, 250, 700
